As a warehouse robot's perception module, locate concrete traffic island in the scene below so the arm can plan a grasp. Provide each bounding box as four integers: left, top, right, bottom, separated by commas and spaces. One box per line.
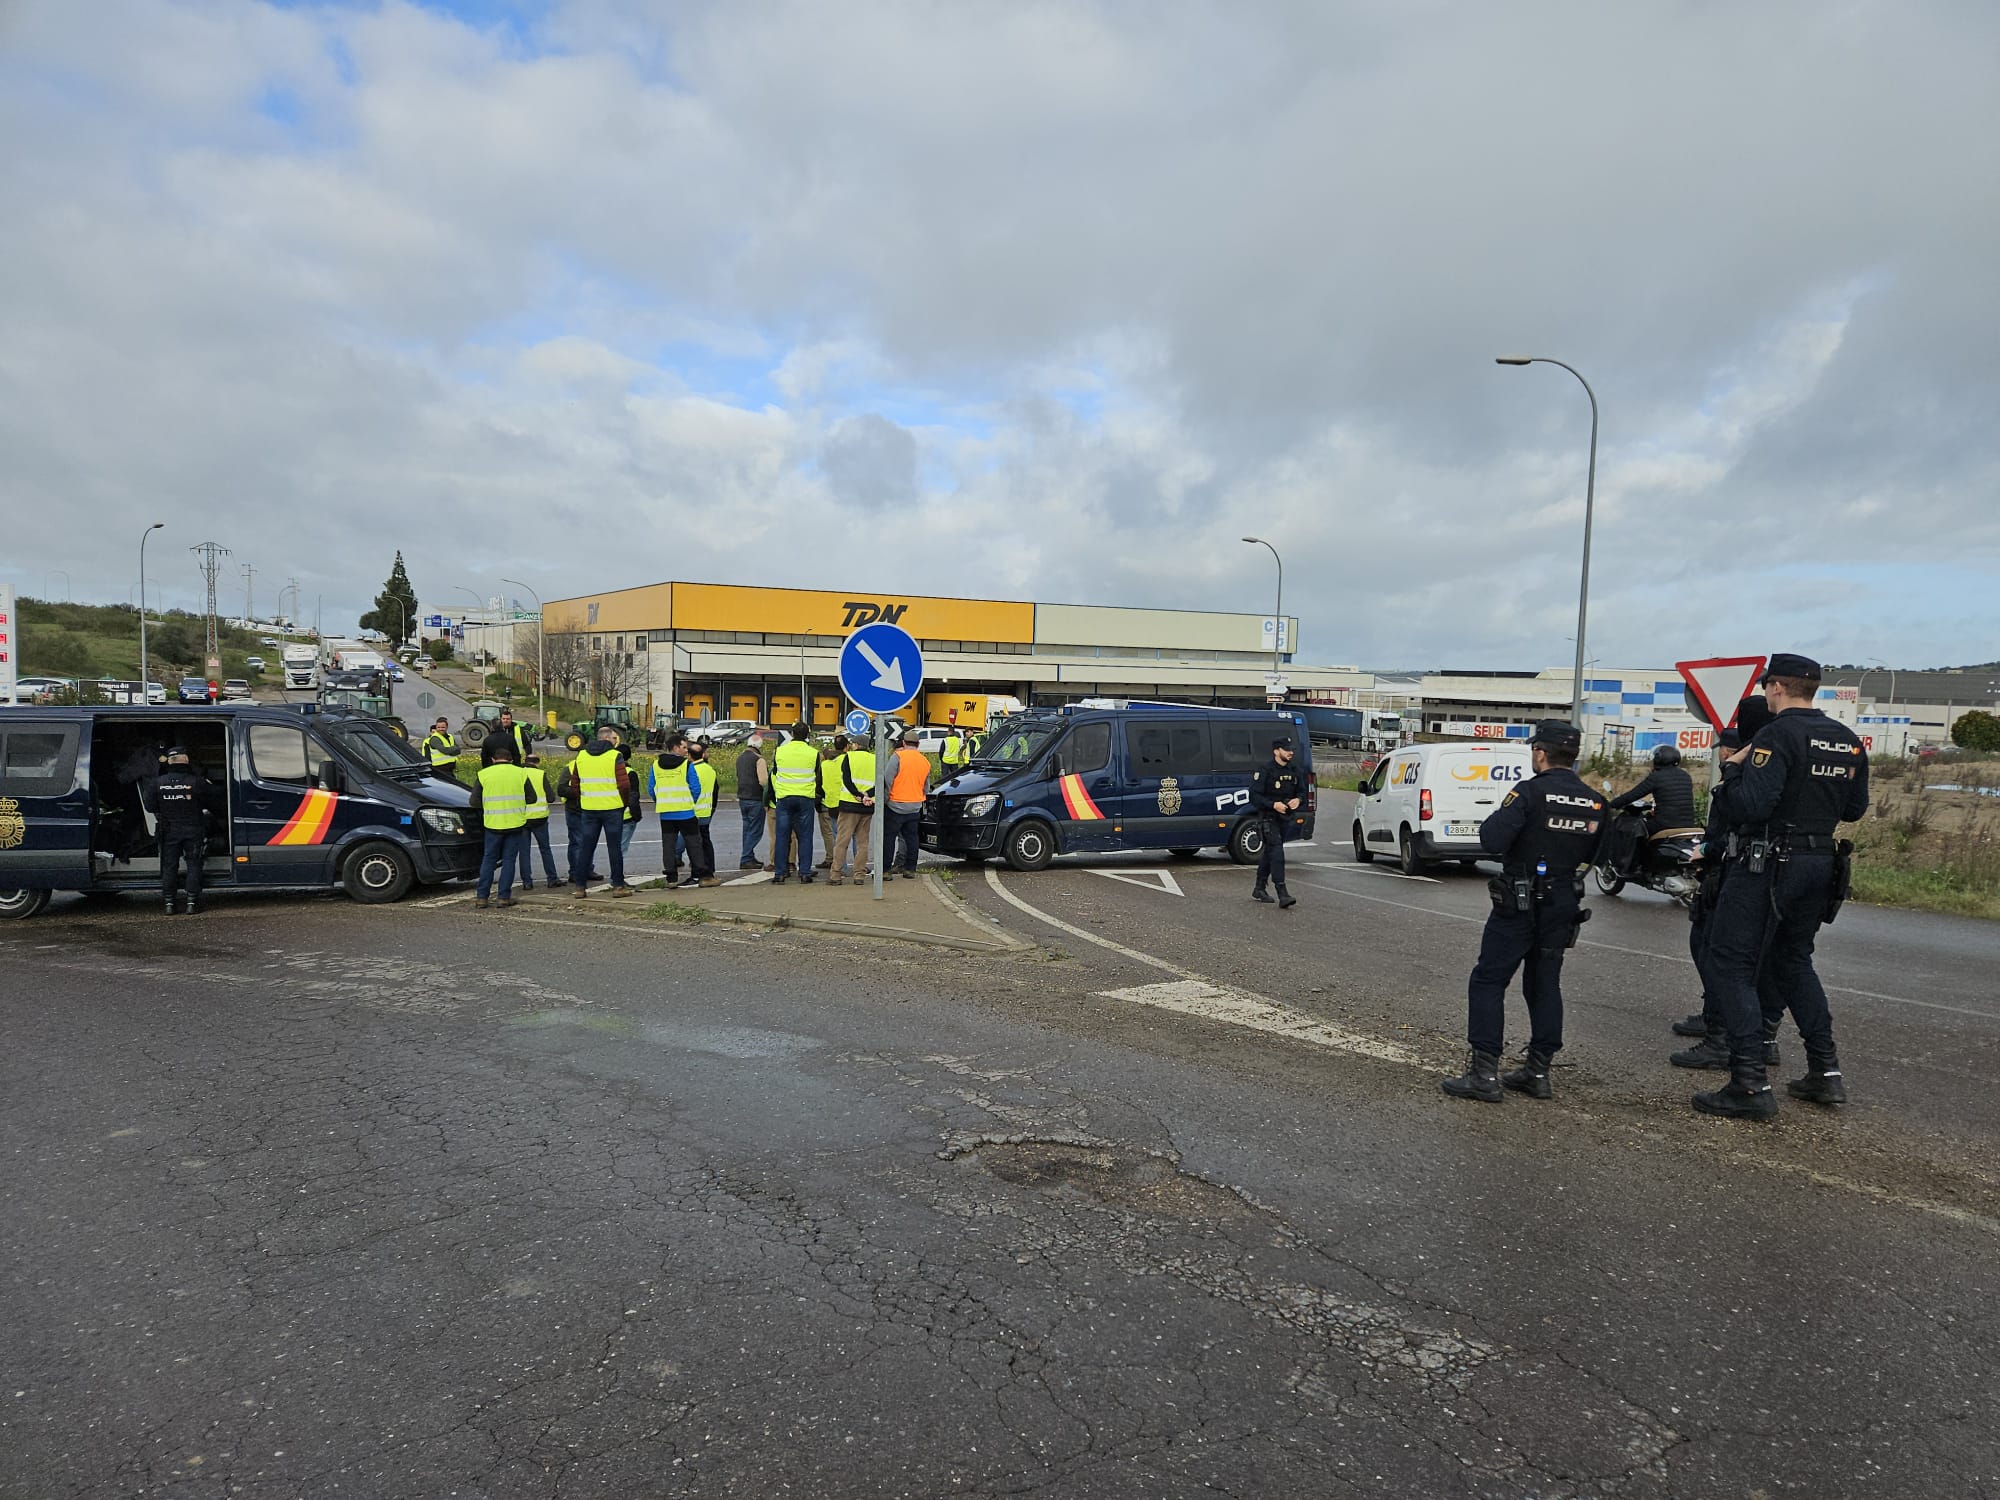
486, 869, 1028, 952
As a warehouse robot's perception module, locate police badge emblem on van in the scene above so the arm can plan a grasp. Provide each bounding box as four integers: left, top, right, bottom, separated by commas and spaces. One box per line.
1157, 777, 1182, 815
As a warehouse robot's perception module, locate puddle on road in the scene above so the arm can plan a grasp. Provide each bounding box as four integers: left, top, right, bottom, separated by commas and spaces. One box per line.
509, 1010, 826, 1060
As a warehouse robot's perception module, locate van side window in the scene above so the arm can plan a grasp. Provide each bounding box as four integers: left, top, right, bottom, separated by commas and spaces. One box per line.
1213, 725, 1261, 772
0, 728, 77, 793
1126, 721, 1209, 778
249, 725, 312, 785
1065, 722, 1111, 775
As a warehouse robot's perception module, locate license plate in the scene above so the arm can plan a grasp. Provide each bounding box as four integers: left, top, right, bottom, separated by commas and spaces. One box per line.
1445, 822, 1482, 838
922, 834, 938, 846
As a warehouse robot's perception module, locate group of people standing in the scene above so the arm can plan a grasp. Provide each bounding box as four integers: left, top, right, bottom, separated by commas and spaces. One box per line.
1443, 652, 1869, 1121
736, 725, 935, 884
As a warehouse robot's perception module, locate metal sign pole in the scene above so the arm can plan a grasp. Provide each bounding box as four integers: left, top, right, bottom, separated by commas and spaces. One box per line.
871, 713, 887, 900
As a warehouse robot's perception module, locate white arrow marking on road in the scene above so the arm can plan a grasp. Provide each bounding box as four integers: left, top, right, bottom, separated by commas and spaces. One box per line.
1088, 869, 1184, 896
854, 637, 906, 695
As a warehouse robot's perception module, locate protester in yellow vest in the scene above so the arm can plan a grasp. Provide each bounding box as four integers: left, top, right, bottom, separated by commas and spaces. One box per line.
422, 717, 458, 778
516, 753, 560, 891
815, 736, 847, 874
829, 741, 877, 885
569, 729, 636, 898
470, 741, 538, 908
941, 730, 968, 774
771, 725, 821, 883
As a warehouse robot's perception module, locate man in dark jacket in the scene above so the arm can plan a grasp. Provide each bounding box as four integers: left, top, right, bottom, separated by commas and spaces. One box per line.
1249, 738, 1304, 908
479, 708, 531, 766
154, 746, 220, 915
1612, 745, 1697, 835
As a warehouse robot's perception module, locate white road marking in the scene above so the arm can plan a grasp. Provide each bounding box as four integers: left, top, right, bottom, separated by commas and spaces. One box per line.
1088, 869, 1185, 896
1300, 861, 1441, 884
726, 871, 774, 886
414, 889, 481, 908
982, 868, 1417, 1065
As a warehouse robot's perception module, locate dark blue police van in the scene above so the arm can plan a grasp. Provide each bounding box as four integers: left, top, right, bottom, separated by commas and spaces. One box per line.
0, 704, 483, 919
921, 702, 1316, 871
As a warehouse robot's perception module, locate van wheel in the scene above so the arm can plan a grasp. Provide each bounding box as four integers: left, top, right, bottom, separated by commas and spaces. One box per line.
1228, 819, 1264, 865
1398, 828, 1426, 876
1168, 847, 1201, 859
1002, 821, 1056, 872
1351, 823, 1374, 863
0, 889, 51, 920
343, 842, 415, 904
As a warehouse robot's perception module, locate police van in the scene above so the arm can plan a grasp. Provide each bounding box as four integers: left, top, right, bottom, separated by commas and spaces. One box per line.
1351, 740, 1535, 874
920, 703, 1315, 871
0, 704, 484, 919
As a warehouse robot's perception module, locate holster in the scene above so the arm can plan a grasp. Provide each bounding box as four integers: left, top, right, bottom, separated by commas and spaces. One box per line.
1823, 838, 1855, 924
1487, 875, 1534, 915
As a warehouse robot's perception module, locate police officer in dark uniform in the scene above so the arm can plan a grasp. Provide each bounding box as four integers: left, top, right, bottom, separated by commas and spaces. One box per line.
1693, 654, 1869, 1120
1670, 694, 1774, 1068
1249, 737, 1304, 908
154, 745, 220, 916
1443, 719, 1606, 1103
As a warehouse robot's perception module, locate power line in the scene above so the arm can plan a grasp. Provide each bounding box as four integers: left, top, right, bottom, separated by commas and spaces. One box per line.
240, 562, 256, 625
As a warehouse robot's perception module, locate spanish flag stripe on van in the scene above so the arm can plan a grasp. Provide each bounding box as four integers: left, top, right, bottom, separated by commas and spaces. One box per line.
1058, 773, 1105, 820
269, 788, 338, 846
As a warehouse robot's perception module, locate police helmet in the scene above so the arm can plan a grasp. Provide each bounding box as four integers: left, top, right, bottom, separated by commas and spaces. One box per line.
1652, 745, 1681, 767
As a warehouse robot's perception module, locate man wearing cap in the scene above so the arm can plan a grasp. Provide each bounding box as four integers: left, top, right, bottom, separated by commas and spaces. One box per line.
1249, 737, 1304, 908
1692, 654, 1869, 1120
1669, 694, 1775, 1069
1443, 719, 1606, 1103
154, 746, 220, 916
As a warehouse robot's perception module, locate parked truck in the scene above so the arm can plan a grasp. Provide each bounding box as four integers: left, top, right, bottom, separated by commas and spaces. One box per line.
1298, 705, 1404, 752
282, 644, 320, 691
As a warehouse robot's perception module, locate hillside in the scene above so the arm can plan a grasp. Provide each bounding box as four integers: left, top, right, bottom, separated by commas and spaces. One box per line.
16, 598, 293, 687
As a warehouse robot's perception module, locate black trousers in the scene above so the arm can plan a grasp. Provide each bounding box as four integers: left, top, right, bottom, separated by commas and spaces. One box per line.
160, 831, 205, 909
1466, 895, 1578, 1058
1254, 818, 1287, 890
1704, 856, 1839, 1065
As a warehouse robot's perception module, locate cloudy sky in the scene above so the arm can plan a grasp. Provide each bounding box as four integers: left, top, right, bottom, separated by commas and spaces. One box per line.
4, 0, 1996, 670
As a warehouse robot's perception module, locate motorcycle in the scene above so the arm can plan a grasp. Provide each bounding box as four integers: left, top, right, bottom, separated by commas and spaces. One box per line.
1592, 805, 1704, 910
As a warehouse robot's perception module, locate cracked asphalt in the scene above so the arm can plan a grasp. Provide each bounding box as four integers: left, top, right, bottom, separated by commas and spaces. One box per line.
4, 838, 1998, 1497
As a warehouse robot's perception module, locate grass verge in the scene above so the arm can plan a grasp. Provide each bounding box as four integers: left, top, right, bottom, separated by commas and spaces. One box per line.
641, 901, 712, 924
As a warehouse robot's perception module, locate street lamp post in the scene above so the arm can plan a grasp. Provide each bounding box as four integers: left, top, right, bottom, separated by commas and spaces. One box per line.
1497, 356, 1599, 727
500, 577, 545, 730
1865, 656, 1896, 711
1242, 536, 1285, 682
138, 523, 165, 697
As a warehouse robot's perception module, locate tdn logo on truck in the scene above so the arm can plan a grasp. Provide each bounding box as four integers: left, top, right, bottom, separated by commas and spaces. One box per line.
840, 601, 910, 627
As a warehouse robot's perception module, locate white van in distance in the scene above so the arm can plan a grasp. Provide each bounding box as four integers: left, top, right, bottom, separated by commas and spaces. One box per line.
1352, 741, 1535, 874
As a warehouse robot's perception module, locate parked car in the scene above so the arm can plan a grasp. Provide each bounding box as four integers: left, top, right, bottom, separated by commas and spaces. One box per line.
177, 677, 212, 703
688, 718, 758, 745
146, 681, 168, 704
12, 676, 75, 703
221, 679, 253, 700
245, 655, 266, 672
259, 637, 280, 647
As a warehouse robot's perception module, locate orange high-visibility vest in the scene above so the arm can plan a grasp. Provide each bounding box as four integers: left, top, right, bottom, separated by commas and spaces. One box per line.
889, 748, 930, 803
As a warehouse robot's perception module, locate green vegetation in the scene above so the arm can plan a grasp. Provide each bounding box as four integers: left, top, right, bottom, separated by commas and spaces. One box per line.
423, 638, 453, 663
358, 552, 420, 649
1845, 760, 2000, 920
1950, 709, 2000, 751
16, 597, 282, 688
641, 901, 713, 925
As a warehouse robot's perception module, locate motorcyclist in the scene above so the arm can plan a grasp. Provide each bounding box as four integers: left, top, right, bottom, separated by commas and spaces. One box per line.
1613, 745, 1697, 834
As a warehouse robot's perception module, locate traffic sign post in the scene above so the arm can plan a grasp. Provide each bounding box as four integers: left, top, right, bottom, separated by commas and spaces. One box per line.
1676, 656, 1769, 730
838, 624, 925, 901
844, 709, 871, 737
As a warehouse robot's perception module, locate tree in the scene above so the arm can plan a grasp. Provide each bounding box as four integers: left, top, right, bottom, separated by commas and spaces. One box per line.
1950, 709, 2000, 752
359, 552, 420, 647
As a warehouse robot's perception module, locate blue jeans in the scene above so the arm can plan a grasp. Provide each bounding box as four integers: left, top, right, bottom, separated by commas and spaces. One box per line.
886, 807, 923, 872
620, 815, 639, 855
738, 800, 764, 862
478, 828, 526, 900
517, 819, 560, 886
772, 797, 816, 878
570, 807, 627, 889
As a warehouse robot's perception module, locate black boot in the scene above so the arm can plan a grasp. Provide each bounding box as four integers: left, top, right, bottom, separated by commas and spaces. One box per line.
163, 899, 179, 916
1669, 1033, 1731, 1070
1441, 1050, 1503, 1103
1671, 1012, 1709, 1037
1500, 1050, 1553, 1100
1692, 1059, 1779, 1122
1251, 886, 1275, 904
1788, 1051, 1848, 1105
1276, 886, 1297, 909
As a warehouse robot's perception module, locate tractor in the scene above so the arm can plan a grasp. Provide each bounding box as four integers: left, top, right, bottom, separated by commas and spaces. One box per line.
565, 703, 644, 751
320, 686, 408, 739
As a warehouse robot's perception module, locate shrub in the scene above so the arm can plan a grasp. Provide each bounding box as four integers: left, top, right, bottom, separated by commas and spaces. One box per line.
1951, 710, 2000, 752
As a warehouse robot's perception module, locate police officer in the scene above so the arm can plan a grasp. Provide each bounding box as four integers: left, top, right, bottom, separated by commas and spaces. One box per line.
1249, 737, 1303, 908
1693, 654, 1869, 1121
154, 746, 220, 916
1443, 719, 1605, 1103
421, 716, 458, 778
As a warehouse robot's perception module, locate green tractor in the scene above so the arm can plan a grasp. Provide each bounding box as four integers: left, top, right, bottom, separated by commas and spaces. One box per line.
565, 703, 643, 751
321, 687, 409, 739
458, 700, 508, 751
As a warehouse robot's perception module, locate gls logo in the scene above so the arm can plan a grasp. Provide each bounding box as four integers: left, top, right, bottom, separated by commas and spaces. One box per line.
841, 601, 910, 628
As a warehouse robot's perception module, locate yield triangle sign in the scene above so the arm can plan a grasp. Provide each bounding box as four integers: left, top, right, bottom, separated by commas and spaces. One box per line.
1676, 656, 1768, 729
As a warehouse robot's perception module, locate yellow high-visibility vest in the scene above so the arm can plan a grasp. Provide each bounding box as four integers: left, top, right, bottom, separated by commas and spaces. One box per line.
839, 749, 878, 806
773, 739, 819, 798
691, 762, 715, 819
655, 759, 696, 816
818, 754, 843, 810
524, 765, 550, 821
424, 731, 457, 767
477, 763, 532, 830
574, 747, 624, 810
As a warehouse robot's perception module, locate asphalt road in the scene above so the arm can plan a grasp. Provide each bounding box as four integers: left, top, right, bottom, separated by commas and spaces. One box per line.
4, 799, 1997, 1497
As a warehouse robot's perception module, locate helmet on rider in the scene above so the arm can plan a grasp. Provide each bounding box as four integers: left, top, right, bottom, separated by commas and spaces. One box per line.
1652, 744, 1682, 767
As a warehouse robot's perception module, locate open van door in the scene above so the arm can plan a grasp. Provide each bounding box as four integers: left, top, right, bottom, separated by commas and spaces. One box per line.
0, 721, 90, 901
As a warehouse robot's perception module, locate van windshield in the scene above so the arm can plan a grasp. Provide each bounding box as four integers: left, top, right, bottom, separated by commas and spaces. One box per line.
325, 720, 428, 775
971, 723, 1060, 767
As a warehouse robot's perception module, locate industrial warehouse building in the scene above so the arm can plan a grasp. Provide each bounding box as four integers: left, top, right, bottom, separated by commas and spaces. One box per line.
539, 580, 1369, 727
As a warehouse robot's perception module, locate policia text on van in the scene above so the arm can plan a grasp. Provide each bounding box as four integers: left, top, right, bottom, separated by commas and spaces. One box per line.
0, 705, 485, 919
920, 704, 1316, 871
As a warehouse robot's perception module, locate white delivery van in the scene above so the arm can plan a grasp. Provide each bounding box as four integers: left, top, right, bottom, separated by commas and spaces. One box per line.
1352, 740, 1535, 874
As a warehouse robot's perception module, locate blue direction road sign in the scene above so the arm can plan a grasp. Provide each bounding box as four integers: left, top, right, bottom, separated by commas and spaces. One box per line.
843, 709, 871, 736
838, 623, 924, 716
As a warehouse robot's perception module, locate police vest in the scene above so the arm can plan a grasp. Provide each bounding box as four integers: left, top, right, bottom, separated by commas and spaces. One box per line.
773, 739, 819, 798
840, 750, 878, 805
524, 765, 550, 820
573, 747, 624, 810
478, 763, 532, 830
655, 760, 696, 817
425, 732, 457, 767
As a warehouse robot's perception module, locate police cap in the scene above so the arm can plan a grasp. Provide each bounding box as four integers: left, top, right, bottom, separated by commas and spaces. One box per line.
1270, 737, 1295, 750
161, 745, 189, 761
1529, 719, 1581, 752
1762, 652, 1822, 683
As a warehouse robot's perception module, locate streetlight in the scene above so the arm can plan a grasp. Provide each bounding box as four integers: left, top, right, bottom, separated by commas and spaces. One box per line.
500, 577, 545, 730
138, 523, 165, 696
45, 570, 70, 601
1497, 356, 1599, 727
1865, 656, 1896, 710
1242, 536, 1284, 679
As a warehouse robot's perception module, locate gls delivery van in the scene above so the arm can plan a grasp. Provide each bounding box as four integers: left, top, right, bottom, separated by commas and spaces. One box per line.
1352, 740, 1535, 874
0, 704, 483, 919
921, 703, 1316, 871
